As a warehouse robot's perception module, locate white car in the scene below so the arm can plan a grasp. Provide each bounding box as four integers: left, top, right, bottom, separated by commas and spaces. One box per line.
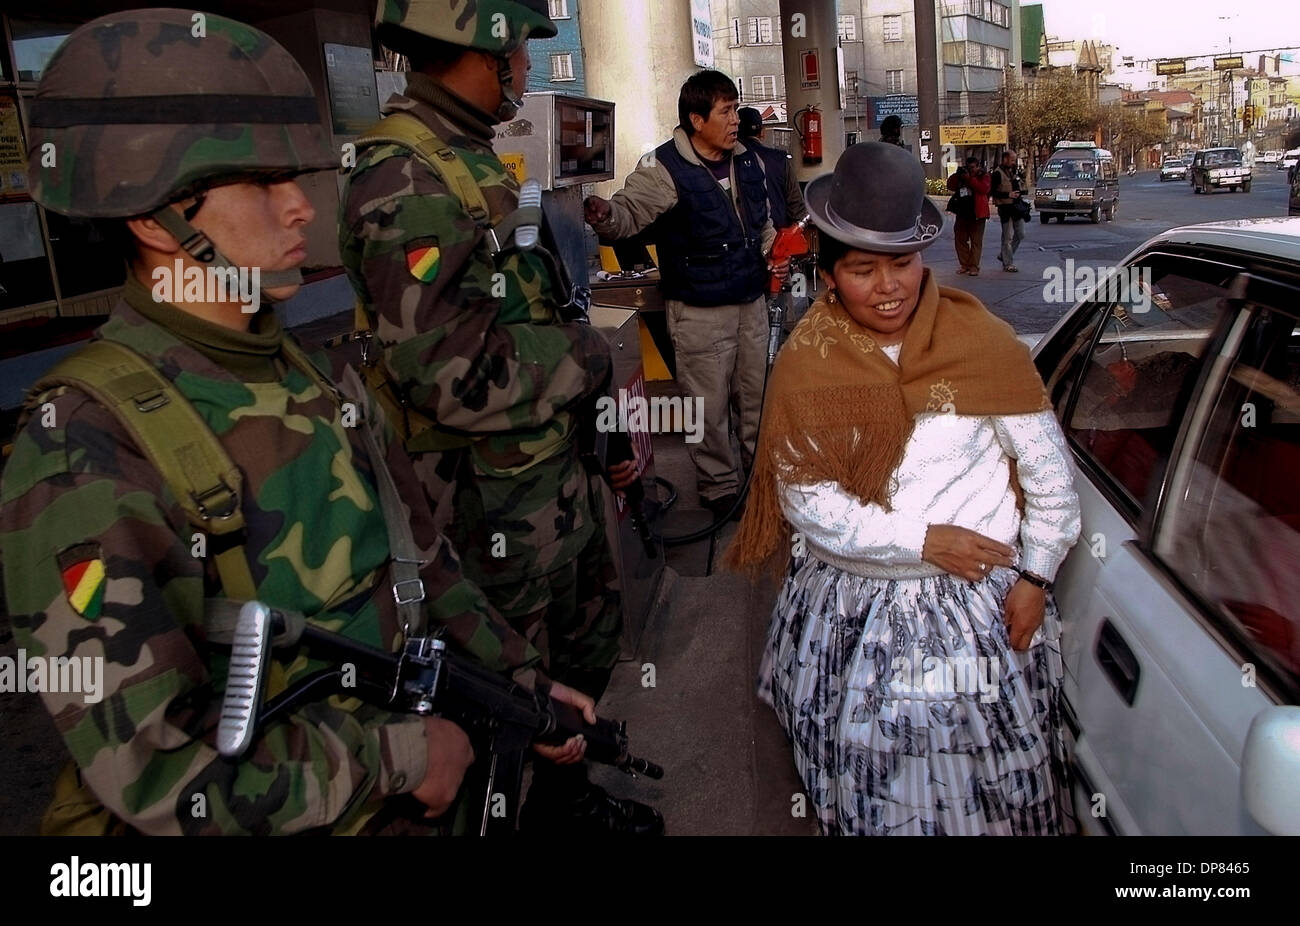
1032, 217, 1300, 836
1282, 149, 1300, 172
1259, 150, 1282, 165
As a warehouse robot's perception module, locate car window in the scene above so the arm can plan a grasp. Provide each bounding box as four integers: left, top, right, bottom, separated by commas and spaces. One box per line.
1041, 155, 1095, 180
1155, 294, 1300, 688
1204, 150, 1241, 167
1059, 255, 1238, 520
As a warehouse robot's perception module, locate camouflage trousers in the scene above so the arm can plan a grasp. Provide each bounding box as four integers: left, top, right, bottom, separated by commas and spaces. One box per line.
485, 503, 623, 684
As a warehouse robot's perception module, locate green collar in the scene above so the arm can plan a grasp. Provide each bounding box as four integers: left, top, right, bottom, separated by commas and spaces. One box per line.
122, 276, 285, 382
401, 72, 497, 145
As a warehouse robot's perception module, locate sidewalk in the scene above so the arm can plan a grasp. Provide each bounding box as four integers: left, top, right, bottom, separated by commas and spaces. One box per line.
922, 194, 1062, 336
592, 377, 814, 836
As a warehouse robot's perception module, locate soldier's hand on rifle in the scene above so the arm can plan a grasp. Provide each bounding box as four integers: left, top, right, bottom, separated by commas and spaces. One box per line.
412, 717, 475, 817
608, 454, 639, 491
533, 681, 597, 765
583, 195, 612, 226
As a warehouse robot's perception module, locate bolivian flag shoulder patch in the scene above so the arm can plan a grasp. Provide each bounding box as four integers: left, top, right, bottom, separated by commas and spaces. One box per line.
406, 239, 441, 283
57, 543, 106, 620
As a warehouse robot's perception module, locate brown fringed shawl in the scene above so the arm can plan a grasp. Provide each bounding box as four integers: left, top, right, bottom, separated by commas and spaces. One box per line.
726, 269, 1050, 574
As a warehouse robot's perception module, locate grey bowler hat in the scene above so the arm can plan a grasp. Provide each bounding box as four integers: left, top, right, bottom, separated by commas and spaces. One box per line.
805, 142, 944, 254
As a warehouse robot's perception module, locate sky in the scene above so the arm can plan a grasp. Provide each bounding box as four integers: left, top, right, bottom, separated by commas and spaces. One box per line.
1034, 0, 1298, 63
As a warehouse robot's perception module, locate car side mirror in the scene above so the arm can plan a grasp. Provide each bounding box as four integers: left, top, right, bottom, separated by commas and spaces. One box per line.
1241, 705, 1300, 835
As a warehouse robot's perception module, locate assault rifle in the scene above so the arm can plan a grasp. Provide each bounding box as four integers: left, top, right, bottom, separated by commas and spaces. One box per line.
217, 601, 662, 834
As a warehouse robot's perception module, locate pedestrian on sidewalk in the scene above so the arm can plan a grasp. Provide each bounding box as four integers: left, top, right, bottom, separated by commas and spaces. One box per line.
728, 142, 1082, 836
991, 150, 1027, 272
947, 157, 990, 275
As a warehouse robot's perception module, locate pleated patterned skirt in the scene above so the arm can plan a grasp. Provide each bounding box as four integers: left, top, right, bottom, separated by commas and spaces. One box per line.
758, 555, 1078, 836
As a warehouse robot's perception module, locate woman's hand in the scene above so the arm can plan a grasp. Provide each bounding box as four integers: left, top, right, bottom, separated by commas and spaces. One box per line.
921, 524, 1016, 582
1004, 580, 1046, 651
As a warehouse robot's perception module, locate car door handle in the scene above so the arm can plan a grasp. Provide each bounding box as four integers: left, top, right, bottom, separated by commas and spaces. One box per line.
1095, 618, 1140, 706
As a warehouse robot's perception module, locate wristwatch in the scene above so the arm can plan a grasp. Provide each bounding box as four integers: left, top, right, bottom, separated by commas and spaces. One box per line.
1017, 569, 1054, 592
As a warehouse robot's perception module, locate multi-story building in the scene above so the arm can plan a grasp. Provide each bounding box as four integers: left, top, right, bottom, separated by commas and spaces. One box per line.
710, 1, 789, 126
938, 0, 1019, 126
1042, 37, 1104, 103
710, 1, 1019, 157
849, 2, 917, 145
528, 0, 587, 95
1019, 2, 1044, 83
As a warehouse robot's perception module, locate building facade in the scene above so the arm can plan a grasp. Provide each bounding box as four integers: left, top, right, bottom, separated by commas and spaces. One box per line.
709, 0, 789, 126
528, 0, 588, 95
938, 0, 1019, 126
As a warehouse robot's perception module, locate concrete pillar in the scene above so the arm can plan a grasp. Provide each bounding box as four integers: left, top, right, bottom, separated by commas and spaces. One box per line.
580, 0, 699, 198
777, 0, 845, 182
913, 0, 941, 179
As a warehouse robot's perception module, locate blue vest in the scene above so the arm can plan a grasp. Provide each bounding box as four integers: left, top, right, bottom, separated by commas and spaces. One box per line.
747, 139, 793, 228
652, 139, 769, 307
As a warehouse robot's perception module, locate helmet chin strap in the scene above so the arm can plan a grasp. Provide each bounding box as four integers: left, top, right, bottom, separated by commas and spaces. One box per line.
495, 53, 524, 122
150, 205, 304, 301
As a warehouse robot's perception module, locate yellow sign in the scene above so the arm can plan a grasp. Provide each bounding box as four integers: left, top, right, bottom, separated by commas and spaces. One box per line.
0, 93, 30, 203
1214, 56, 1244, 71
499, 152, 527, 184
939, 124, 1008, 146
1156, 59, 1186, 76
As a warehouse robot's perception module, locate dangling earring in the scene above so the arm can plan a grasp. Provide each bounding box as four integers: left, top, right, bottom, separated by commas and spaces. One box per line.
827, 289, 837, 304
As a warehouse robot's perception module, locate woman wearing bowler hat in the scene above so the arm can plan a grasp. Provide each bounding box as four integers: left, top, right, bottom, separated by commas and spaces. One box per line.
728, 143, 1082, 836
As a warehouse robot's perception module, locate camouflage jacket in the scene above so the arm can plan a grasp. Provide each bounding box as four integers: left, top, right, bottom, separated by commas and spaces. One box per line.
339, 72, 611, 596
0, 288, 543, 835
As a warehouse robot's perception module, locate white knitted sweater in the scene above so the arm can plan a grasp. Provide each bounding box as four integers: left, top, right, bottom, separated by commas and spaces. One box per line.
778, 346, 1082, 581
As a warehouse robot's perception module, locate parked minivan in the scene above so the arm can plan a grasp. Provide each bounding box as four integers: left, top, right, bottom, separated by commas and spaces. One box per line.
1034, 141, 1119, 223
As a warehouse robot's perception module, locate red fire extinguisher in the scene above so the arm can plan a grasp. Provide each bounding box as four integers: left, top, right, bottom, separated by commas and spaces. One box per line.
796, 106, 822, 165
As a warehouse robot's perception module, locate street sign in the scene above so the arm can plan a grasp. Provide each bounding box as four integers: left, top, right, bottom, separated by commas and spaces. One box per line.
1214, 55, 1244, 71
800, 49, 820, 90
869, 95, 919, 127
1155, 59, 1186, 75
939, 124, 1008, 145
690, 0, 713, 68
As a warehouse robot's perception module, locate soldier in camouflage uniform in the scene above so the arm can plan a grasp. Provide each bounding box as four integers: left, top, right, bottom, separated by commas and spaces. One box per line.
341, 0, 663, 834
0, 8, 593, 836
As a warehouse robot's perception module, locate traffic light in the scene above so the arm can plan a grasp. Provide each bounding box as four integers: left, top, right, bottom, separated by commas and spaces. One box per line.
1243, 104, 1253, 128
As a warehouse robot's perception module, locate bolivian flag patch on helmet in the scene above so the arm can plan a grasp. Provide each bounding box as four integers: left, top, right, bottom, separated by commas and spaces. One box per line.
57, 544, 106, 620
406, 240, 441, 282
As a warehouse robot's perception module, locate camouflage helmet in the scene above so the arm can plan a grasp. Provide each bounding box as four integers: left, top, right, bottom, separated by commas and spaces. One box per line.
27, 8, 336, 219
375, 0, 557, 58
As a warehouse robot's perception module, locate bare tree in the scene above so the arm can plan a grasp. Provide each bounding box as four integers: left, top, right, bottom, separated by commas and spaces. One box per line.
995, 71, 1099, 153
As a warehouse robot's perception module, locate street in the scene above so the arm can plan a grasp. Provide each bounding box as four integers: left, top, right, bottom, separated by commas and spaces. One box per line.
926, 166, 1292, 335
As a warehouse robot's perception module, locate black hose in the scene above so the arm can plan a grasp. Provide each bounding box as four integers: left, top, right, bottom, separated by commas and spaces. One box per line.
653, 476, 678, 512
